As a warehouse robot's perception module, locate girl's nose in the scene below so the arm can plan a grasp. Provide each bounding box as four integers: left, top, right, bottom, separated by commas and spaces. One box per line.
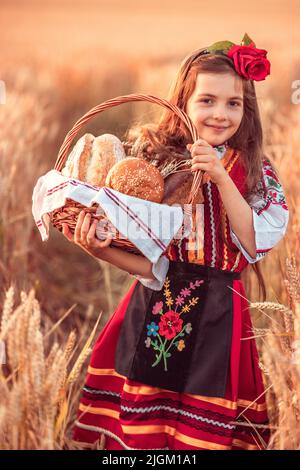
212, 107, 227, 120
213, 111, 227, 120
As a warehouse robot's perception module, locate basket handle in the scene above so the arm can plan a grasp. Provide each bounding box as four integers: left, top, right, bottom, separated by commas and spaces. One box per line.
54, 93, 203, 204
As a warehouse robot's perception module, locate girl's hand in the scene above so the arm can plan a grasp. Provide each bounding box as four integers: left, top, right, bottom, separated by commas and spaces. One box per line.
187, 138, 228, 186
62, 210, 112, 257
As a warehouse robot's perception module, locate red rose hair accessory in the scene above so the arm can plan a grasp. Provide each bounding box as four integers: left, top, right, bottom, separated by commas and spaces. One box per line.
201, 33, 271, 81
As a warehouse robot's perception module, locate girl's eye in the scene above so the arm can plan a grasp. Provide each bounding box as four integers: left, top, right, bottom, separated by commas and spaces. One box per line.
199, 99, 240, 107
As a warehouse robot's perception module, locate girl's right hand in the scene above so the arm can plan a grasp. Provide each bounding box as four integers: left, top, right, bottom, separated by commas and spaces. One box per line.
62, 210, 113, 257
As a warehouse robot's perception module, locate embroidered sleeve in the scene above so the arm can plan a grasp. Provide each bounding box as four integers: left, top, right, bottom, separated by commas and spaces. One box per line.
134, 254, 170, 291
229, 158, 289, 264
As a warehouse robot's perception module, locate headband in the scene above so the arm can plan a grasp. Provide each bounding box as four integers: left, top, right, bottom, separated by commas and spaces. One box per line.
196, 33, 271, 81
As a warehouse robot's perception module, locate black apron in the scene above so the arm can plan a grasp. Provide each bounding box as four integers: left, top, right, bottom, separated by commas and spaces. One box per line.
115, 260, 241, 398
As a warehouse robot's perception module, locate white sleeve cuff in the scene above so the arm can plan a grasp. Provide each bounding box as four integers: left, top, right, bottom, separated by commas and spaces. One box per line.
134, 255, 169, 291
229, 224, 257, 264
229, 206, 289, 264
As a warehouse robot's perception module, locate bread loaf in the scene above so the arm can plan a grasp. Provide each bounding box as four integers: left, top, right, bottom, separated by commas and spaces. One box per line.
85, 134, 126, 186
162, 169, 204, 205
61, 133, 126, 187
61, 133, 167, 203
105, 157, 164, 203
61, 133, 94, 179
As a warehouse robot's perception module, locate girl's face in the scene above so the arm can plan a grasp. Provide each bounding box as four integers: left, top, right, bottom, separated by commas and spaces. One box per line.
185, 72, 244, 147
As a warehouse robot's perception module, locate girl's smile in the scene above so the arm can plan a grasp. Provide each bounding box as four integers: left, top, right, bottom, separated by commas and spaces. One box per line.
205, 124, 231, 132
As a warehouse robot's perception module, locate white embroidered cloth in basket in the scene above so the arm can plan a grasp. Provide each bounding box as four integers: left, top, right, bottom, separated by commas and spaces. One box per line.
32, 169, 192, 264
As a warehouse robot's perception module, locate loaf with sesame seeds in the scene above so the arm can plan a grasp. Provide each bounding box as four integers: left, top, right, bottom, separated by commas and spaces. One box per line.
105, 157, 165, 203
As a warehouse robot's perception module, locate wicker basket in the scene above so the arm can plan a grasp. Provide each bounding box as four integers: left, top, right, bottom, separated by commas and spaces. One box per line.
50, 93, 202, 255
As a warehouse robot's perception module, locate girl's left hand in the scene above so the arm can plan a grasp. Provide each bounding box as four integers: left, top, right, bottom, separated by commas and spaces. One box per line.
187, 139, 228, 186
62, 210, 112, 257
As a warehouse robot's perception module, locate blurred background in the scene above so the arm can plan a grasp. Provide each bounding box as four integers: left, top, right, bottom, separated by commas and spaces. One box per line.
0, 0, 299, 449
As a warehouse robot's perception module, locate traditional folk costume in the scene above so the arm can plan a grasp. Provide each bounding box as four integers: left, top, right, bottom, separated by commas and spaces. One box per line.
72, 142, 289, 450
72, 33, 288, 450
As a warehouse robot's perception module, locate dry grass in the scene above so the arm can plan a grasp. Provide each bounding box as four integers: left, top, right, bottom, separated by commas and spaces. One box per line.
0, 285, 101, 449
246, 257, 300, 450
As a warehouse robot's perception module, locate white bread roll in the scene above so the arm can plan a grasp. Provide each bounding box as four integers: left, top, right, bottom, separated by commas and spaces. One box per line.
85, 134, 126, 187
61, 133, 94, 179
61, 133, 126, 187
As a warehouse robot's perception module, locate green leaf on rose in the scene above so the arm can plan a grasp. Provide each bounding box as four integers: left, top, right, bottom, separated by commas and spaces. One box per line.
241, 33, 256, 47
207, 41, 235, 54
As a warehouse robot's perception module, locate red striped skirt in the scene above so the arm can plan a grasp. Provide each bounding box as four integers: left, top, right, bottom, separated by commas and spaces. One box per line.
72, 278, 270, 450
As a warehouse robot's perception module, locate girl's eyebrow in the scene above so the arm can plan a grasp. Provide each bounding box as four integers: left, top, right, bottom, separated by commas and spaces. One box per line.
197, 93, 243, 101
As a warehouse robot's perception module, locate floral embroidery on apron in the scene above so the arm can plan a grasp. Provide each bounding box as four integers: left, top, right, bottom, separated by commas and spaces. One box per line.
115, 261, 241, 396
144, 277, 204, 371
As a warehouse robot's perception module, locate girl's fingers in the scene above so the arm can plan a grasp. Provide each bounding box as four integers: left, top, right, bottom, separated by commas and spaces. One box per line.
188, 139, 206, 148
80, 212, 91, 241
87, 221, 113, 248
74, 210, 85, 243
192, 155, 211, 164
187, 138, 211, 151
62, 223, 74, 242
65, 211, 113, 250
191, 162, 211, 172
189, 146, 209, 158
97, 234, 113, 248
86, 219, 98, 245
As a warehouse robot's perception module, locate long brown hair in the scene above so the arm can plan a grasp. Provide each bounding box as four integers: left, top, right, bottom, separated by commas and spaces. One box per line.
124, 47, 272, 300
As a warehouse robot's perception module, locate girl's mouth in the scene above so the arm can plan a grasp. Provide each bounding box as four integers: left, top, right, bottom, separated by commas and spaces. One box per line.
205, 124, 229, 132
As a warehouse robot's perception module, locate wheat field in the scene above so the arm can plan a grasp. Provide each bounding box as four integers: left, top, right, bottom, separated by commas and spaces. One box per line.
0, 0, 299, 450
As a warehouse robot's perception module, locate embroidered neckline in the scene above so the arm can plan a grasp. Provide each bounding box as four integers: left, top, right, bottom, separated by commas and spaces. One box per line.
214, 142, 229, 160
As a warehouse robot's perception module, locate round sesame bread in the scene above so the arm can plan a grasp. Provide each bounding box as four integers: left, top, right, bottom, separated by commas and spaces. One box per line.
105, 157, 164, 203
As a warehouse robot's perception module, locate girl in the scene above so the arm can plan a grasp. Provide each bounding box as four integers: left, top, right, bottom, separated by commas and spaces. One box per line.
63, 34, 289, 450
